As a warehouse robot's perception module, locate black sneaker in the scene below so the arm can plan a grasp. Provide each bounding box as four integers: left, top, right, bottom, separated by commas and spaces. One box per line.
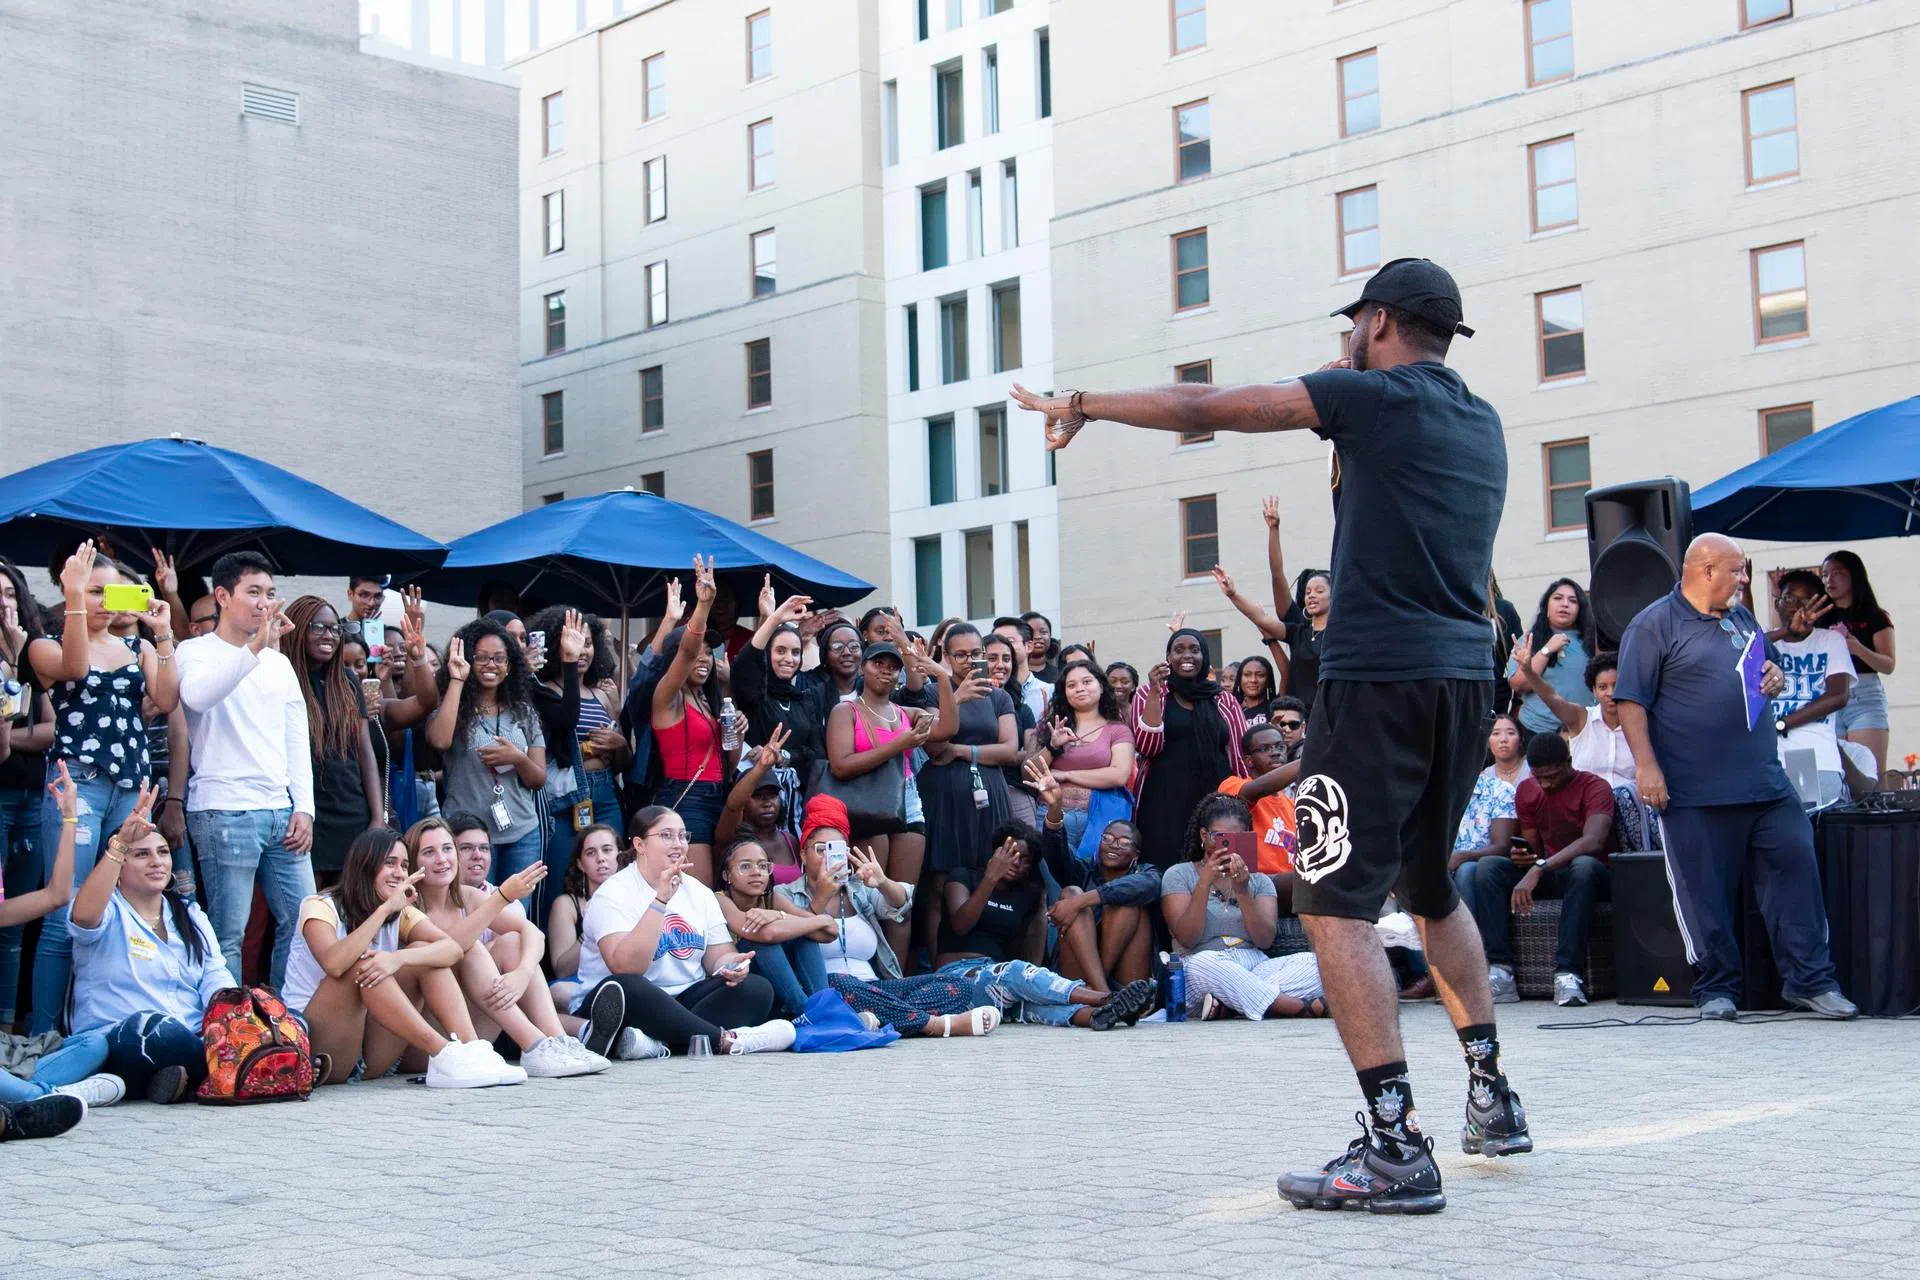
583, 981, 626, 1059
1462, 1081, 1532, 1157
0, 1094, 86, 1141
1088, 979, 1157, 1030
146, 1065, 192, 1105
1277, 1114, 1446, 1214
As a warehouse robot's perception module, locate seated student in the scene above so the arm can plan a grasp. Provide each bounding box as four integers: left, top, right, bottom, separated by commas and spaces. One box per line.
1268, 696, 1309, 766
715, 836, 837, 1018
1160, 794, 1325, 1021
782, 794, 914, 981
406, 819, 606, 1077
1466, 733, 1615, 1007
933, 823, 1157, 1029
1214, 724, 1301, 910
0, 763, 127, 1134
576, 805, 795, 1058
281, 828, 524, 1089
1449, 712, 1527, 910
1023, 758, 1158, 992
1509, 635, 1655, 851
546, 823, 624, 1029
713, 727, 803, 886
450, 812, 499, 894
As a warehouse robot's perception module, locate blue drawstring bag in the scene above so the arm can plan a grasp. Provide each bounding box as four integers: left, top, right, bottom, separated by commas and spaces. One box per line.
791, 989, 900, 1053
1073, 787, 1136, 863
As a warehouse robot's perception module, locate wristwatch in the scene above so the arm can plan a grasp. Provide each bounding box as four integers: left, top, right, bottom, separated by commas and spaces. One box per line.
1774, 716, 1789, 737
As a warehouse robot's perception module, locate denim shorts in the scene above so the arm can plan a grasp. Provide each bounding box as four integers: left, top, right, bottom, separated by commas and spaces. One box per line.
1835, 672, 1890, 734
665, 779, 726, 844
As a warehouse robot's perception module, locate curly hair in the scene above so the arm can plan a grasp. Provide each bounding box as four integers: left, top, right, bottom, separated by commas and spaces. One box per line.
1178, 792, 1253, 863
525, 605, 616, 687
437, 616, 540, 751
284, 595, 365, 760
1045, 659, 1121, 726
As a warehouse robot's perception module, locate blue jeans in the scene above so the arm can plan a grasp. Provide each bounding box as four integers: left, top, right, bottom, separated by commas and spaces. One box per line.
103, 1011, 206, 1095
541, 788, 584, 923
665, 780, 726, 845
189, 808, 313, 989
752, 936, 830, 1017
0, 1028, 107, 1103
0, 786, 43, 1024
493, 826, 545, 881
938, 957, 1086, 1027
581, 767, 621, 828
1063, 806, 1090, 851
30, 764, 142, 1033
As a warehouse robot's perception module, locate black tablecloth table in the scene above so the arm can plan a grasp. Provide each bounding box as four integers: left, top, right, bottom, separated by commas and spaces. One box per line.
1817, 806, 1920, 1017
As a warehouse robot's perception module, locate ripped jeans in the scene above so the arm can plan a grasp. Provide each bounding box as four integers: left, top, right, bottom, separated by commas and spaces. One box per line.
937, 957, 1086, 1027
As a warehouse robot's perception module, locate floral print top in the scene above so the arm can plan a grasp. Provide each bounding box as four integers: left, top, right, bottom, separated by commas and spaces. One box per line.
50, 637, 149, 787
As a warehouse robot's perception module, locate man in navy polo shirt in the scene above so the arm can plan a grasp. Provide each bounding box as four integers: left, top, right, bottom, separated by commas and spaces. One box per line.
1613, 534, 1856, 1021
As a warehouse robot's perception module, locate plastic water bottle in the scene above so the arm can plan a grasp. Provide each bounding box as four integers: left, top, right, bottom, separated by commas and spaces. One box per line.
1162, 952, 1187, 1022
719, 697, 743, 752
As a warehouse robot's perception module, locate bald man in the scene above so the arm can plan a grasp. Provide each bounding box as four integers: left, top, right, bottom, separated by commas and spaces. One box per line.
1613, 535, 1856, 1020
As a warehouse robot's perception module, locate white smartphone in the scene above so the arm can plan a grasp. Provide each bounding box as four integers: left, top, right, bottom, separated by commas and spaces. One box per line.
718, 953, 753, 975
822, 840, 850, 884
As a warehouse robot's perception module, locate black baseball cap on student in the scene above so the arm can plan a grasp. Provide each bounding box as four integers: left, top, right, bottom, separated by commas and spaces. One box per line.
1331, 257, 1475, 338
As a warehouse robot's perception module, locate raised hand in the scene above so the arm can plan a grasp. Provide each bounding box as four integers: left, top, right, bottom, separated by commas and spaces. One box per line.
1262, 495, 1281, 530
249, 602, 292, 655
984, 838, 1020, 884
848, 844, 886, 888
402, 585, 427, 633
149, 548, 179, 596
1008, 383, 1086, 452
1210, 565, 1236, 598
1022, 756, 1061, 808
445, 635, 471, 682
559, 608, 589, 664
663, 578, 686, 627
1148, 661, 1171, 693
142, 596, 172, 637
1166, 610, 1187, 634
115, 779, 159, 847
692, 554, 717, 605
751, 722, 791, 770
1047, 715, 1075, 749
399, 609, 427, 662
59, 541, 98, 601
499, 862, 548, 903
383, 869, 426, 915
758, 573, 777, 620
1511, 631, 1534, 669
774, 594, 814, 627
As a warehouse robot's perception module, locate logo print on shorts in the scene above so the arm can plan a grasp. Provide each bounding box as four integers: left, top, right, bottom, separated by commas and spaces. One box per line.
1293, 774, 1353, 883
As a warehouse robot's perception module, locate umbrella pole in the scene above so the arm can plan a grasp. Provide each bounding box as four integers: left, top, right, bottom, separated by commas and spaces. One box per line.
620, 609, 631, 689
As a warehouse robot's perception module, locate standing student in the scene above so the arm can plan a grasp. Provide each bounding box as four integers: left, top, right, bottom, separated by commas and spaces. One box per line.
1765, 571, 1853, 806
173, 551, 314, 989
0, 557, 54, 1031
1507, 579, 1597, 742
1130, 628, 1246, 871
1819, 550, 1896, 782
1015, 257, 1523, 1213
651, 557, 732, 886
284, 596, 383, 886
1021, 611, 1061, 685
918, 624, 1017, 893
1261, 498, 1331, 710
1037, 661, 1136, 854
429, 617, 549, 882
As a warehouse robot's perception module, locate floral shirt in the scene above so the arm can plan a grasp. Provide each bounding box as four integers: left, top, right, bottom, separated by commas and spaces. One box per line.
1453, 767, 1518, 852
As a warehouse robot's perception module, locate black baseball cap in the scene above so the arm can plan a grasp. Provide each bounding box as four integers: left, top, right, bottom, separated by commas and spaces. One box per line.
1331, 257, 1475, 338
861, 640, 904, 666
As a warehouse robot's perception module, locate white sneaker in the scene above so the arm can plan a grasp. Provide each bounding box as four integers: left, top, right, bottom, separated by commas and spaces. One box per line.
426, 1040, 501, 1089
1552, 971, 1588, 1007
1488, 964, 1520, 1005
53, 1073, 126, 1108
612, 1027, 670, 1061
561, 1036, 612, 1073
727, 1018, 796, 1055
520, 1036, 594, 1079
467, 1039, 527, 1086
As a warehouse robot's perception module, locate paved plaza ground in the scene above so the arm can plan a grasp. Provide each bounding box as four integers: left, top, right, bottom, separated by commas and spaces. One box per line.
3, 1001, 1912, 1278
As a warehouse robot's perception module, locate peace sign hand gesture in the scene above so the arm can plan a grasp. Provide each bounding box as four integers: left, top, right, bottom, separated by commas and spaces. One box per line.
691, 555, 717, 606
446, 635, 471, 682
1047, 715, 1075, 750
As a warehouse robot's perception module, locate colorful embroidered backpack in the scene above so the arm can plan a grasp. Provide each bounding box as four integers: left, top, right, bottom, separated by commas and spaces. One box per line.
197, 986, 315, 1104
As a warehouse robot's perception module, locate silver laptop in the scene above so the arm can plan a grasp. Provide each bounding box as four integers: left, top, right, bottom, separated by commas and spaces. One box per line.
1783, 747, 1822, 809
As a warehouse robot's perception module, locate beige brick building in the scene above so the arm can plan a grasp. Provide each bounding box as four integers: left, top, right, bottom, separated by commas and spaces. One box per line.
1045, 0, 1917, 749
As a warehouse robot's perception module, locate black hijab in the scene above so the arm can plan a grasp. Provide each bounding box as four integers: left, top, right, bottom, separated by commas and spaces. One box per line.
1166, 628, 1230, 781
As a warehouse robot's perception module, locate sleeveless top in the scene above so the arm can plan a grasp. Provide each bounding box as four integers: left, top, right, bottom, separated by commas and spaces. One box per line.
851, 700, 914, 780
575, 690, 612, 765
50, 636, 149, 787
656, 704, 723, 781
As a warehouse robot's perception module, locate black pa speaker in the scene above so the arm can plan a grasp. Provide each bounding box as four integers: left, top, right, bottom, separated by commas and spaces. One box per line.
1611, 851, 1695, 1006
1586, 479, 1692, 649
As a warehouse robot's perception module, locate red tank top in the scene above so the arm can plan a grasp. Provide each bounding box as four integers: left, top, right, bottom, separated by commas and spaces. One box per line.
656, 705, 723, 781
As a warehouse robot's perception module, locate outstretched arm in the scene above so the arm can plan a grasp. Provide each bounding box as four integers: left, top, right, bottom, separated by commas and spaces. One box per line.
1009, 379, 1322, 448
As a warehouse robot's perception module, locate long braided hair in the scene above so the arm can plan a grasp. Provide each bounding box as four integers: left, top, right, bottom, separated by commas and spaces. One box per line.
284, 595, 365, 760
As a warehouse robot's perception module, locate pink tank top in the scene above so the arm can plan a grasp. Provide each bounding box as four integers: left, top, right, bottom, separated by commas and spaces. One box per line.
852, 703, 914, 780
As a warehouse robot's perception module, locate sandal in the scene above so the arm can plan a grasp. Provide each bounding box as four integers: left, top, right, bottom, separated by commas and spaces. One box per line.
935, 1007, 1001, 1037
1301, 996, 1329, 1018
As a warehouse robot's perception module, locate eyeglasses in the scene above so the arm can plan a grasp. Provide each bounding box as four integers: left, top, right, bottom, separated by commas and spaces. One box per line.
471, 653, 510, 667
1275, 718, 1304, 731
826, 640, 862, 654
649, 829, 692, 845
1718, 616, 1753, 653
307, 622, 344, 637
455, 841, 491, 856
1100, 834, 1139, 851
731, 859, 772, 873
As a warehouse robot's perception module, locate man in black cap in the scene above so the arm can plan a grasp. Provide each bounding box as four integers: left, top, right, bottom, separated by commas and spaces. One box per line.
1012, 258, 1523, 1214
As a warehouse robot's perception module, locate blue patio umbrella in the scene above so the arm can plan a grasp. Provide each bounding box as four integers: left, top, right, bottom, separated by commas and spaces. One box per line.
414, 487, 875, 620
0, 436, 447, 577
1692, 395, 1920, 542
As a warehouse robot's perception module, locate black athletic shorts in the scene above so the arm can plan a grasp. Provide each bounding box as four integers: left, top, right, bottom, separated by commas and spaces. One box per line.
1290, 677, 1495, 921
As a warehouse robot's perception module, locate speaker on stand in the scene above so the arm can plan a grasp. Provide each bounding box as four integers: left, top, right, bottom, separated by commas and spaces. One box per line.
1612, 852, 1695, 1006
1585, 479, 1693, 649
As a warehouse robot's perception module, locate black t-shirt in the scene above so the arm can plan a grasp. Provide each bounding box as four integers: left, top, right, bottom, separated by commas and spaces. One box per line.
1281, 603, 1323, 708
938, 867, 1041, 962
1830, 603, 1892, 676
1299, 363, 1507, 682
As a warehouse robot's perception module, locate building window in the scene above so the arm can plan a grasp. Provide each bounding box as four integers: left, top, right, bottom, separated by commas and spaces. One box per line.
543, 291, 566, 354
751, 229, 776, 298
1528, 135, 1578, 232
1000, 159, 1019, 249
883, 79, 900, 166
542, 190, 564, 255
640, 366, 664, 434
986, 0, 1013, 13
640, 470, 665, 497
946, 0, 964, 29
1180, 496, 1217, 579
979, 406, 1008, 496
542, 91, 564, 155
1741, 0, 1792, 28
1743, 82, 1798, 185
749, 118, 775, 189
905, 305, 921, 393
645, 260, 669, 327
1176, 359, 1213, 444
1175, 99, 1211, 182
1037, 28, 1051, 118
1525, 0, 1572, 86
542, 491, 565, 505
1171, 0, 1205, 54
541, 391, 564, 456
1760, 403, 1813, 455
644, 156, 667, 223
965, 528, 995, 619
967, 170, 985, 259
746, 339, 773, 409
928, 415, 956, 505
921, 182, 949, 270
1544, 439, 1591, 532
746, 10, 772, 81
748, 450, 775, 520
1752, 241, 1808, 342
1337, 186, 1378, 276
1338, 50, 1380, 137
642, 53, 666, 120
916, 0, 929, 41
1536, 287, 1585, 381
991, 281, 1022, 372
936, 62, 965, 150
983, 46, 1000, 135
1015, 520, 1031, 611
1173, 228, 1209, 311
914, 536, 944, 627
940, 294, 970, 384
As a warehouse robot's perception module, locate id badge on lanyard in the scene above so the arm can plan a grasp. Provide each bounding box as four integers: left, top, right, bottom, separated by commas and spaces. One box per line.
571, 797, 593, 832
490, 779, 513, 832
968, 765, 989, 810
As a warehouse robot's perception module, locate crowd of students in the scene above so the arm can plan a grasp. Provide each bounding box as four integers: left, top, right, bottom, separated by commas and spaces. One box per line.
0, 507, 1897, 1141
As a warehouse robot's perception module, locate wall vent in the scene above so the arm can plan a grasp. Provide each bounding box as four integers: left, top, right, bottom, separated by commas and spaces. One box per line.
241, 83, 299, 125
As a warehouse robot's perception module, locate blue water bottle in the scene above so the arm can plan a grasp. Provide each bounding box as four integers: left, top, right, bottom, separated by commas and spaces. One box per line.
1163, 952, 1187, 1022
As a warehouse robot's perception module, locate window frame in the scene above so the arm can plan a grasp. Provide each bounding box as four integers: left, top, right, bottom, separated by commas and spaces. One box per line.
1740, 0, 1793, 30
541, 190, 564, 256
540, 390, 564, 456
643, 156, 667, 224
927, 414, 956, 505
1170, 0, 1206, 56
1171, 227, 1210, 313
748, 118, 775, 191
978, 405, 1009, 497
644, 260, 669, 328
541, 91, 564, 157
914, 535, 944, 627
1750, 240, 1809, 345
990, 280, 1021, 373
1336, 185, 1378, 278
640, 366, 664, 435
1337, 49, 1380, 138
543, 291, 566, 354
982, 45, 1000, 136
745, 338, 773, 410
640, 471, 665, 497
1758, 402, 1813, 455
935, 60, 965, 151
1542, 438, 1591, 533
1179, 494, 1218, 580
1527, 134, 1578, 233
1524, 0, 1573, 88
748, 449, 776, 520
750, 228, 777, 299
920, 180, 949, 271
642, 53, 666, 121
939, 293, 970, 384
1534, 286, 1586, 383
964, 527, 996, 620
1742, 80, 1799, 186
1175, 359, 1213, 445
746, 9, 772, 82
1174, 98, 1211, 183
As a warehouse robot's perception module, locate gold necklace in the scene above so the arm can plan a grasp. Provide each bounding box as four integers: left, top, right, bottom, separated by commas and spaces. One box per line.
859, 699, 900, 730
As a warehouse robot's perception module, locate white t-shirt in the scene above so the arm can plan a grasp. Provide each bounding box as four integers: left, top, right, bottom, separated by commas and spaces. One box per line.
820, 912, 881, 982
280, 894, 427, 1015
1772, 628, 1852, 774
578, 864, 731, 996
